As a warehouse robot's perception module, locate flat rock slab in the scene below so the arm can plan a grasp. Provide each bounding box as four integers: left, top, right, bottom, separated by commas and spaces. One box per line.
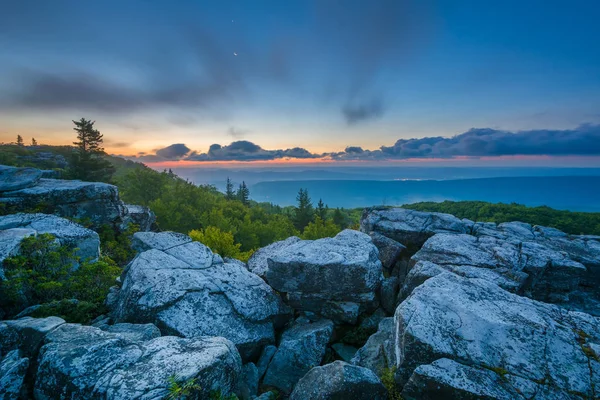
34, 323, 241, 399
0, 165, 41, 192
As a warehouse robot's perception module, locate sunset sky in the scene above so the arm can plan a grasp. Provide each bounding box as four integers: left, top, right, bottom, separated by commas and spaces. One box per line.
1, 0, 600, 166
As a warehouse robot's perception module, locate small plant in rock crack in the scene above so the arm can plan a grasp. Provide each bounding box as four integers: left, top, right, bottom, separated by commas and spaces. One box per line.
166, 375, 202, 400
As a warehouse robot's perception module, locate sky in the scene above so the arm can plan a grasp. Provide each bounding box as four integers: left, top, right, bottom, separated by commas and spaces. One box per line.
1, 0, 600, 166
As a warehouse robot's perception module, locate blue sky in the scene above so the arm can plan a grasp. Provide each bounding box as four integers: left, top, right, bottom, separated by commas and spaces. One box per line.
1, 0, 599, 163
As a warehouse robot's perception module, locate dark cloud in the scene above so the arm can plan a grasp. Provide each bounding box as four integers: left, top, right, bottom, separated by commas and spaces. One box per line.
155, 143, 191, 159
184, 141, 321, 162
342, 100, 384, 125
331, 124, 600, 160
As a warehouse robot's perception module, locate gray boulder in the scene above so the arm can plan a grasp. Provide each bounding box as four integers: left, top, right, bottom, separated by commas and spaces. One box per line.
265, 230, 383, 324
368, 231, 406, 276
0, 213, 100, 267
34, 323, 242, 399
256, 345, 277, 381
121, 204, 156, 232
361, 207, 471, 251
393, 272, 600, 398
262, 319, 334, 394
351, 317, 396, 374
0, 174, 126, 229
289, 361, 388, 400
331, 343, 358, 362
101, 323, 161, 342
247, 236, 302, 278
0, 165, 41, 192
380, 276, 399, 315
0, 350, 29, 400
238, 363, 259, 399
110, 232, 291, 360
0, 317, 65, 358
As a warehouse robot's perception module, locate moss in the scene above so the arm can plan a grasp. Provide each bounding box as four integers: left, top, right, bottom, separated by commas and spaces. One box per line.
380, 366, 403, 400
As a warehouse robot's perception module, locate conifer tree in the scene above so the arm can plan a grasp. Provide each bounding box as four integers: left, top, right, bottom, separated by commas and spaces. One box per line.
316, 198, 327, 220
31, 137, 38, 146
70, 118, 115, 182
225, 177, 236, 200
333, 208, 346, 229
293, 188, 314, 230
16, 135, 24, 146
236, 181, 250, 204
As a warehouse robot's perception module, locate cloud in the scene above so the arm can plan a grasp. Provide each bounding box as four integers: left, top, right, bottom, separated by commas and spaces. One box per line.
330, 124, 600, 160
185, 140, 321, 162
155, 143, 191, 159
342, 99, 384, 124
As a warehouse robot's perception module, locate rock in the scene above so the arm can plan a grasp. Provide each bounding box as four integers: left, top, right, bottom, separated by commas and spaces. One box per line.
0, 350, 29, 400
121, 204, 156, 232
393, 272, 600, 398
256, 345, 277, 381
0, 317, 65, 359
110, 232, 291, 361
0, 172, 127, 229
398, 260, 445, 301
401, 358, 538, 400
265, 230, 383, 324
361, 207, 471, 251
0, 165, 41, 192
262, 319, 334, 394
0, 213, 100, 266
247, 236, 302, 278
351, 317, 396, 374
101, 323, 161, 342
368, 231, 406, 274
34, 323, 242, 399
331, 343, 358, 362
238, 363, 259, 399
380, 276, 399, 315
255, 392, 277, 400
289, 361, 388, 400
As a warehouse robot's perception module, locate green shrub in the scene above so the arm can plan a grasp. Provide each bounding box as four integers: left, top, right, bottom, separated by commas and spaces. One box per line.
189, 227, 255, 262
380, 367, 402, 400
98, 223, 139, 266
166, 376, 202, 400
1, 234, 121, 322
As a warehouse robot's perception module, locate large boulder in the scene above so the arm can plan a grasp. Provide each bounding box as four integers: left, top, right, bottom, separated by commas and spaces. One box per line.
264, 230, 383, 324
0, 213, 100, 267
290, 361, 388, 400
361, 207, 472, 251
0, 166, 41, 192
262, 319, 334, 394
0, 317, 66, 359
393, 272, 600, 398
110, 232, 291, 360
121, 204, 156, 232
34, 323, 242, 399
351, 317, 396, 374
0, 350, 29, 399
0, 172, 126, 229
247, 236, 301, 278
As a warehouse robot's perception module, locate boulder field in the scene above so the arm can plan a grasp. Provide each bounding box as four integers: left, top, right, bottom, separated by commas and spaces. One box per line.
0, 203, 599, 399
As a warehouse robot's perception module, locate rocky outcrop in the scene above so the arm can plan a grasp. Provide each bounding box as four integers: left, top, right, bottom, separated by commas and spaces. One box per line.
109, 231, 291, 361
247, 236, 301, 278
0, 165, 155, 231
290, 361, 388, 400
34, 323, 242, 399
261, 230, 383, 325
0, 213, 100, 269
351, 317, 396, 374
121, 204, 156, 232
262, 318, 334, 394
393, 272, 600, 398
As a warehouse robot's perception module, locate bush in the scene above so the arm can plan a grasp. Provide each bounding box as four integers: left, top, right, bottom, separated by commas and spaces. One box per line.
189, 227, 255, 262
0, 234, 121, 322
301, 216, 341, 240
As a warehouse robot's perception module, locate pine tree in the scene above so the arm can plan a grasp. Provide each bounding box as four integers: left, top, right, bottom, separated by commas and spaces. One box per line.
225, 177, 236, 200
293, 188, 314, 231
16, 135, 24, 146
31, 137, 38, 146
236, 181, 250, 205
70, 118, 115, 182
333, 208, 346, 229
316, 198, 327, 220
